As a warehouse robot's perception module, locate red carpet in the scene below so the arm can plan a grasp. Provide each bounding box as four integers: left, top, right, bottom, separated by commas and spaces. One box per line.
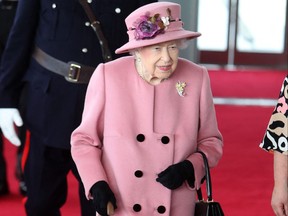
0, 69, 286, 216
209, 69, 286, 216
209, 69, 286, 99
212, 105, 274, 216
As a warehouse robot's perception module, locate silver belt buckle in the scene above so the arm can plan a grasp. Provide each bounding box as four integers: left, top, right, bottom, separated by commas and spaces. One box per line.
66, 63, 81, 83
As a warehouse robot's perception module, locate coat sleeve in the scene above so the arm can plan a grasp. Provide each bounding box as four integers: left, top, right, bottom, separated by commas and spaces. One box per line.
71, 63, 108, 198
0, 0, 40, 107
187, 66, 223, 190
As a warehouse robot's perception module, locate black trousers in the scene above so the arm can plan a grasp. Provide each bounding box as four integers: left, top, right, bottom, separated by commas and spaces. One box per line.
24, 133, 95, 216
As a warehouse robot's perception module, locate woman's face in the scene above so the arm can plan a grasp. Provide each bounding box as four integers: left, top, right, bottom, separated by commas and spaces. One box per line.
136, 40, 179, 85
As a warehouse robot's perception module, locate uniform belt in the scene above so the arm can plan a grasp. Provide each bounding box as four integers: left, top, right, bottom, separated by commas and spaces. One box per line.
32, 46, 95, 84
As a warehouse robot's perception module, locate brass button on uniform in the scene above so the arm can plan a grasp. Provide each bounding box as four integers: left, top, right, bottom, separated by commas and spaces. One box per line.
136, 134, 145, 142
52, 3, 56, 9
133, 204, 141, 212
134, 170, 143, 178
157, 205, 166, 214
82, 48, 88, 53
161, 136, 170, 144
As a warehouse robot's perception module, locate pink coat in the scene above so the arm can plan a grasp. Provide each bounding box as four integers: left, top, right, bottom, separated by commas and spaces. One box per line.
71, 56, 223, 216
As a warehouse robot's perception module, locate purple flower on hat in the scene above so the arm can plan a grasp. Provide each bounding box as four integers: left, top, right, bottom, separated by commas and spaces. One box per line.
133, 13, 169, 40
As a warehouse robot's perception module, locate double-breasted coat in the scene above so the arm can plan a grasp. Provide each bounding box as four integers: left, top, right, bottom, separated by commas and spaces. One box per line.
71, 56, 223, 215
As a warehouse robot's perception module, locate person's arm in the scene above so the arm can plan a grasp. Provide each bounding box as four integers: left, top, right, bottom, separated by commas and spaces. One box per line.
71, 63, 108, 198
0, 0, 39, 145
0, 0, 40, 107
272, 151, 288, 216
157, 66, 223, 191
188, 67, 223, 189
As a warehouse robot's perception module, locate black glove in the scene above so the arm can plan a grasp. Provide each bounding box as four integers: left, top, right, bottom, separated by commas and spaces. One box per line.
156, 160, 195, 190
90, 181, 117, 216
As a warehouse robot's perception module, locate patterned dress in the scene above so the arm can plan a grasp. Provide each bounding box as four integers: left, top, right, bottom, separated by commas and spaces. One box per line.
260, 75, 288, 155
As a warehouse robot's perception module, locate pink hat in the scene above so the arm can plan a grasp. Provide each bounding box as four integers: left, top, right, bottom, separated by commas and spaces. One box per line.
115, 2, 201, 54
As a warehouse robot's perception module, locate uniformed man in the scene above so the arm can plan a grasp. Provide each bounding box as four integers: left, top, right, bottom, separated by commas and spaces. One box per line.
0, 0, 27, 197
0, 0, 157, 215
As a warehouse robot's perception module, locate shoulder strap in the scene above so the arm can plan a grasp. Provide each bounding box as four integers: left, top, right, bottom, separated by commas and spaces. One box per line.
79, 0, 112, 62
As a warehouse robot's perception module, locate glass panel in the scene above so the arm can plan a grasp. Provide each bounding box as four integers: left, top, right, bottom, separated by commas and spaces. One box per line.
237, 0, 287, 53
197, 0, 230, 51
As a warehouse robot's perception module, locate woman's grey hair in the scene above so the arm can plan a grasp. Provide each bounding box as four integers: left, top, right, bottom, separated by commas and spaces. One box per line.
176, 39, 189, 49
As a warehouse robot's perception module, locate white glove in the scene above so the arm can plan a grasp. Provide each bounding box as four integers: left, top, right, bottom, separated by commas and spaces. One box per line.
0, 108, 23, 146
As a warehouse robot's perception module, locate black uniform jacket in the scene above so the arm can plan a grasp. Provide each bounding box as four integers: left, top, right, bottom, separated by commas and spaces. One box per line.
0, 0, 156, 149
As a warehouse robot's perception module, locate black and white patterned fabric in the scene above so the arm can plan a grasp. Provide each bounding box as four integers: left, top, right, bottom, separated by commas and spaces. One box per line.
260, 76, 288, 155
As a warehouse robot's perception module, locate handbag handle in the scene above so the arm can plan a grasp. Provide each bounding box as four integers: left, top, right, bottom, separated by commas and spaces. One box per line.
197, 151, 213, 202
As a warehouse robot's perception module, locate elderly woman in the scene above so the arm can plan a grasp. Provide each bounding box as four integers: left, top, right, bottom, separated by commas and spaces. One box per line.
71, 2, 223, 216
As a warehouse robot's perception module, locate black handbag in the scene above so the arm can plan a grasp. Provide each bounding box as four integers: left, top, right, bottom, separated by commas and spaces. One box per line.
194, 151, 224, 216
